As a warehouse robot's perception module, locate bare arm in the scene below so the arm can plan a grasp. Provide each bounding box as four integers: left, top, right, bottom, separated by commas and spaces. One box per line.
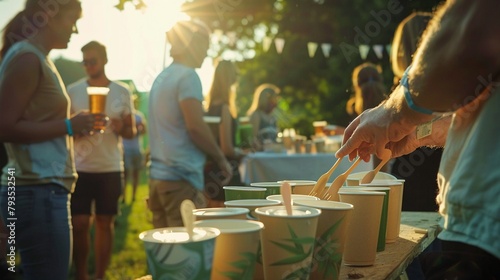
0, 53, 92, 143
181, 98, 233, 183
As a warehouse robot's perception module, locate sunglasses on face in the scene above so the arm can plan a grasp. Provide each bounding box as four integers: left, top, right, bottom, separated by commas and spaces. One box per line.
82, 58, 97, 67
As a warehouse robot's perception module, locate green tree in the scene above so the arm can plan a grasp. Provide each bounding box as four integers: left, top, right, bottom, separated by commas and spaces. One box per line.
182, 0, 443, 136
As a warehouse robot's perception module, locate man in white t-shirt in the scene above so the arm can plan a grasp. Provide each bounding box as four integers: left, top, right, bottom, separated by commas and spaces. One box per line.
67, 41, 136, 280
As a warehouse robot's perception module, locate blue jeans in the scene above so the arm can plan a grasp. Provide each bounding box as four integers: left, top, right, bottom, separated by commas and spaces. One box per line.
0, 184, 71, 280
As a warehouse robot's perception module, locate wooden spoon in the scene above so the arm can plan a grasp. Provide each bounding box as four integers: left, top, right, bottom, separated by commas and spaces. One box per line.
360, 149, 392, 184
309, 157, 342, 198
280, 181, 293, 215
180, 199, 196, 240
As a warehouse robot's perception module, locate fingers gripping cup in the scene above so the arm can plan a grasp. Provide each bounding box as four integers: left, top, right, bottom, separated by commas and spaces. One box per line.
87, 86, 109, 133
139, 227, 220, 280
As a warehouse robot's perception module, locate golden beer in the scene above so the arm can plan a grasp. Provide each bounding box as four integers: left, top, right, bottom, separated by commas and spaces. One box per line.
87, 87, 109, 132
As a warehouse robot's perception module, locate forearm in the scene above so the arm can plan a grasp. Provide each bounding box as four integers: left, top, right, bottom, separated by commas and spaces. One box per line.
188, 124, 226, 164
0, 119, 68, 143
409, 0, 500, 112
418, 115, 452, 148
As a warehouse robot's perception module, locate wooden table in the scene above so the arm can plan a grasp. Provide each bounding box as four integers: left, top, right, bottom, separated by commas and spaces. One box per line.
338, 211, 442, 280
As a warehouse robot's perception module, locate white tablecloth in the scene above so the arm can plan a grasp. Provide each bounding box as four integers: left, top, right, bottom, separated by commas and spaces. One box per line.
239, 152, 373, 185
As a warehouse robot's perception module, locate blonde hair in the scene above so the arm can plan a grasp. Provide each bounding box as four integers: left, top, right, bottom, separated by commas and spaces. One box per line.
390, 12, 433, 80
347, 63, 386, 116
206, 60, 238, 117
246, 83, 280, 116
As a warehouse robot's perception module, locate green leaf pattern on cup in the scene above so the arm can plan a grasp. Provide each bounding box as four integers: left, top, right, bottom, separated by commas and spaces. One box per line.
219, 252, 257, 280
146, 243, 202, 280
269, 224, 315, 279
314, 217, 344, 278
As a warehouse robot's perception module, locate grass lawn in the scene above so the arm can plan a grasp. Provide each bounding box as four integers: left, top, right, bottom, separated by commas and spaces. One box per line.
70, 172, 153, 279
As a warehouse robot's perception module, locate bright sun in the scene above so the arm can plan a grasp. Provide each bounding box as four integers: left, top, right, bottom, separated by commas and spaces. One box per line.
51, 0, 201, 92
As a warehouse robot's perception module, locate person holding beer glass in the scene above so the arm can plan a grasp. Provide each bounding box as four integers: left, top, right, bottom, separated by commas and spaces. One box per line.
67, 41, 136, 280
0, 1, 96, 279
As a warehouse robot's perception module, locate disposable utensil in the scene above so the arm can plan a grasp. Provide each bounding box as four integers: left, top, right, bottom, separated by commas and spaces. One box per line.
180, 199, 196, 239
360, 149, 392, 184
280, 181, 293, 215
309, 157, 343, 198
322, 157, 362, 201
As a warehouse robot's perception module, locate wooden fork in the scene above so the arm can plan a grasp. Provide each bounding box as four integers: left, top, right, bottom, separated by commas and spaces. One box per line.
308, 157, 342, 198
321, 157, 362, 201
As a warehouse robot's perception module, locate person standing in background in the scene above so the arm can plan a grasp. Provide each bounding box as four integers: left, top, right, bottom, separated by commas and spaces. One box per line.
122, 108, 147, 203
346, 62, 388, 171
68, 41, 136, 280
247, 83, 281, 150
148, 20, 232, 228
204, 60, 248, 207
0, 1, 95, 279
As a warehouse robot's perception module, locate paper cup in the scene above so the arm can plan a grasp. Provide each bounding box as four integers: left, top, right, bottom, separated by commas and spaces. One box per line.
278, 180, 316, 195
139, 227, 220, 280
224, 199, 281, 220
360, 179, 405, 243
340, 186, 390, 252
250, 182, 282, 196
255, 205, 321, 280
266, 194, 319, 204
293, 200, 353, 280
338, 190, 385, 266
194, 219, 264, 280
193, 207, 249, 221
223, 186, 267, 201
345, 171, 397, 186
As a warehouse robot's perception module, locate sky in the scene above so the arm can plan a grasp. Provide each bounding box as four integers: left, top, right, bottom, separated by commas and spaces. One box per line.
0, 0, 215, 92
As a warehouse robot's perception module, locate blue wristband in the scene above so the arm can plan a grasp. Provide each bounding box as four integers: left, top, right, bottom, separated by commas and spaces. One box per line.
401, 66, 433, 115
65, 118, 73, 136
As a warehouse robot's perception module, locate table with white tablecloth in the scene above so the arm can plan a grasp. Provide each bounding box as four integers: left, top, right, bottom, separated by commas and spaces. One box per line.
239, 152, 373, 185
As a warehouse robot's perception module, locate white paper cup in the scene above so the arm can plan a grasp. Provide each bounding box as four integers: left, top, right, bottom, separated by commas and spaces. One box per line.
338, 190, 385, 266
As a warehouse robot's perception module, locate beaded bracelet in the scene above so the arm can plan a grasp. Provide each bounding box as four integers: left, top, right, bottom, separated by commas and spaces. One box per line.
65, 118, 73, 136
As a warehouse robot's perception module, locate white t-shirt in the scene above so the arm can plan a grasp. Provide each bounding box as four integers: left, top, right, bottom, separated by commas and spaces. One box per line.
67, 79, 133, 172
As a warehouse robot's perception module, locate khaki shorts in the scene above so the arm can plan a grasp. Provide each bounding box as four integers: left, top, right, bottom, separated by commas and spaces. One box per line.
148, 179, 207, 227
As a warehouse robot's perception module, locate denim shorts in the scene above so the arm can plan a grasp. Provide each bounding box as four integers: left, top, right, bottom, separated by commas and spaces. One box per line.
0, 184, 71, 280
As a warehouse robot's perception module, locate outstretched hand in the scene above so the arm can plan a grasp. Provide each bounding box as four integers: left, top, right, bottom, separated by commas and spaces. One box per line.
335, 102, 418, 161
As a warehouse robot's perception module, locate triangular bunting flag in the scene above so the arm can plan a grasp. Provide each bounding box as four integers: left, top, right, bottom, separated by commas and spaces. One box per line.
359, 45, 370, 60
307, 42, 318, 58
386, 44, 392, 56
373, 44, 384, 59
263, 37, 273, 52
274, 38, 285, 54
321, 43, 332, 58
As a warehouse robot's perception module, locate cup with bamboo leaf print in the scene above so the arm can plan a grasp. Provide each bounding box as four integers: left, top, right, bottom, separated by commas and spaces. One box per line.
255, 205, 320, 280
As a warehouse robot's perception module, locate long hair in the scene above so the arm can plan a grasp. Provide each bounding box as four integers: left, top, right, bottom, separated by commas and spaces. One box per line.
206, 60, 238, 117
0, 0, 82, 59
390, 12, 433, 81
347, 63, 386, 116
246, 83, 280, 116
